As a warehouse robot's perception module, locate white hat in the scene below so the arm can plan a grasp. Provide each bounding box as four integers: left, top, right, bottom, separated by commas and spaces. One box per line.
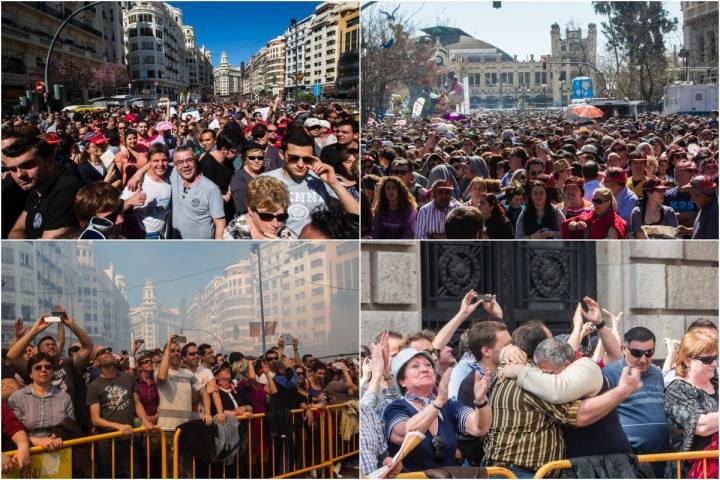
304, 117, 322, 128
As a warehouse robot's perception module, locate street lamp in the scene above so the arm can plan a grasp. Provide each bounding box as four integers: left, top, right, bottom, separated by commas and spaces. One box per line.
44, 0, 104, 111
250, 244, 267, 355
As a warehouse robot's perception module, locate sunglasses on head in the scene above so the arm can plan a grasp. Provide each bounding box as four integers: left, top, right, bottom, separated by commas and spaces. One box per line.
694, 355, 718, 365
626, 346, 654, 358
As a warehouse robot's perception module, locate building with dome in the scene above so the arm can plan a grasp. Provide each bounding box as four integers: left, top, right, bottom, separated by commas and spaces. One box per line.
421, 23, 598, 109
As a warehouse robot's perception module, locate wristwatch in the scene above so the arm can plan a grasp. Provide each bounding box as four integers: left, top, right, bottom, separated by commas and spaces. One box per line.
473, 398, 489, 409
595, 320, 606, 330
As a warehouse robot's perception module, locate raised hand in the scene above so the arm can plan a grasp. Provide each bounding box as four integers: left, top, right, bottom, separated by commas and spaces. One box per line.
482, 294, 503, 319
581, 297, 602, 324
602, 309, 623, 330
458, 290, 483, 316
435, 366, 452, 407
571, 303, 583, 331
473, 371, 492, 402
618, 366, 643, 395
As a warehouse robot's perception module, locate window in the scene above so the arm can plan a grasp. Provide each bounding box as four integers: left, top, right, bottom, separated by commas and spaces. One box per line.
311, 273, 323, 282
519, 72, 530, 85
485, 72, 497, 85
2, 303, 15, 320
500, 72, 513, 85
294, 265, 304, 274
310, 259, 322, 269
2, 247, 14, 264
312, 302, 324, 311
535, 71, 547, 85
20, 252, 33, 268
140, 27, 154, 37
312, 287, 324, 296
128, 28, 137, 37
144, 55, 155, 64
3, 275, 15, 292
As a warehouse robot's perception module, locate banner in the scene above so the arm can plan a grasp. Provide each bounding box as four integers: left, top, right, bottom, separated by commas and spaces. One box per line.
412, 97, 426, 118
463, 76, 470, 114
253, 107, 271, 121
5, 449, 72, 479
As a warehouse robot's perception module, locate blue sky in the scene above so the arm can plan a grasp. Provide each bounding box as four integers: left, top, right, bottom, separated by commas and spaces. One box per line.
377, 1, 684, 60
169, 1, 321, 67
95, 242, 255, 308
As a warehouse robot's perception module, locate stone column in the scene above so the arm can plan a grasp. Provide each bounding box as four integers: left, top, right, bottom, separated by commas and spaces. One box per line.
597, 241, 718, 360
361, 241, 422, 345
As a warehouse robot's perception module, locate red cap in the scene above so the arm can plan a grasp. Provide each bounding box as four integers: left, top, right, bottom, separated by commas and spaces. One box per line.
41, 133, 61, 145
682, 175, 717, 191
675, 161, 699, 173
90, 134, 108, 146
642, 176, 671, 192
604, 167, 627, 184
537, 173, 557, 189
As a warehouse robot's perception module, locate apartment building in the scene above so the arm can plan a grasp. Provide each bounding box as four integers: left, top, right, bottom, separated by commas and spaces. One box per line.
1, 242, 131, 351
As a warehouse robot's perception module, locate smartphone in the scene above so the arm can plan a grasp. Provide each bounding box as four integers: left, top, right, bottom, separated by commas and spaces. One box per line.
477, 293, 493, 302
174, 335, 187, 344
137, 339, 144, 344
51, 311, 67, 319
44, 315, 62, 323
281, 333, 293, 345
332, 362, 345, 370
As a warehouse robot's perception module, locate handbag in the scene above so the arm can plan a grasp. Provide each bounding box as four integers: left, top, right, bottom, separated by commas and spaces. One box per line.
687, 433, 718, 479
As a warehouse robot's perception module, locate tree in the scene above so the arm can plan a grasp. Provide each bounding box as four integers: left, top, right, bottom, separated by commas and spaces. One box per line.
91, 63, 129, 97
592, 1, 677, 104
361, 3, 435, 119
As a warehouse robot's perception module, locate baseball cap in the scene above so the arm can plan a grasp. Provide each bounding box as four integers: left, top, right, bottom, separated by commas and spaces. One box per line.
429, 179, 454, 192
304, 118, 322, 129
675, 161, 699, 173
604, 167, 627, 184
682, 175, 717, 191
642, 176, 671, 192
579, 144, 597, 156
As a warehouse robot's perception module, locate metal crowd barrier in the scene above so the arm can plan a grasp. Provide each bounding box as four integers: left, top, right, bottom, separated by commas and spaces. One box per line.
397, 467, 517, 478
171, 401, 358, 479
533, 449, 719, 479
3, 426, 166, 479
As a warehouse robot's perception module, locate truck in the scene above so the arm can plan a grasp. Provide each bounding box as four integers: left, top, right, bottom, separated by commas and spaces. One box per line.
662, 83, 718, 116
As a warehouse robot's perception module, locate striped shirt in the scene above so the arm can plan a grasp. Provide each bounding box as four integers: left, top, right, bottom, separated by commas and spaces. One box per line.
484, 377, 581, 475
8, 385, 75, 438
414, 198, 460, 239
612, 186, 639, 224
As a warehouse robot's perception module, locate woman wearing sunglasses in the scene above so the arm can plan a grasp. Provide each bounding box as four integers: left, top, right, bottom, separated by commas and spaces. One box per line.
664, 330, 718, 479
224, 176, 295, 239
7, 353, 73, 452
383, 348, 491, 472
561, 187, 627, 239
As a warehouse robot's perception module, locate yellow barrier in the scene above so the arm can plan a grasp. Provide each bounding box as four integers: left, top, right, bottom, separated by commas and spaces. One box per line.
3, 426, 166, 479
171, 401, 358, 479
533, 449, 719, 479
397, 467, 516, 478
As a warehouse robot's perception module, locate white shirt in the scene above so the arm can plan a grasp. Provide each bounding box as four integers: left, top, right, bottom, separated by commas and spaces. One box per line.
121, 175, 172, 235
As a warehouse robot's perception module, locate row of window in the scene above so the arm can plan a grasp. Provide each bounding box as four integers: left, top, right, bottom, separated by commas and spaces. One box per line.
467, 71, 548, 87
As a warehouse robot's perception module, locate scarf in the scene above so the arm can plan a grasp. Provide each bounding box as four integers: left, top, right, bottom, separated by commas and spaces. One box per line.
561, 207, 626, 239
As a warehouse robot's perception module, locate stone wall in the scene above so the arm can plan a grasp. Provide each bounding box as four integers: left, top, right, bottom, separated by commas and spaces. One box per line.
361, 241, 422, 345
362, 241, 719, 360
596, 240, 718, 360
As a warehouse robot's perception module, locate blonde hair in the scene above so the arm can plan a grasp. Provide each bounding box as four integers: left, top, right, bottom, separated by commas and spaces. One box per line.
246, 177, 289, 212
593, 187, 617, 210
675, 331, 718, 378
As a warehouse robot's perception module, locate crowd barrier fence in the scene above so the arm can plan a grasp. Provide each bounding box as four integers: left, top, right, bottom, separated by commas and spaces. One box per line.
3, 402, 358, 479
533, 449, 719, 479
4, 426, 165, 479
396, 466, 516, 478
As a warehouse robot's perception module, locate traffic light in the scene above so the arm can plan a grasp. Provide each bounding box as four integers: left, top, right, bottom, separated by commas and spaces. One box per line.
493, 2, 501, 9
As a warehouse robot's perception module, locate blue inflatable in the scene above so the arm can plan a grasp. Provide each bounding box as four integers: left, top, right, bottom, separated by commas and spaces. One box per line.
571, 77, 593, 99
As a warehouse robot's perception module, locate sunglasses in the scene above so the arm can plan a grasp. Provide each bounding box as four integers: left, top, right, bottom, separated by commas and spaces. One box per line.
246, 155, 265, 161
140, 359, 152, 365
32, 363, 54, 372
255, 210, 290, 222
286, 154, 318, 165
592, 198, 608, 205
694, 355, 718, 365
187, 351, 200, 356
627, 347, 654, 358
431, 435, 444, 460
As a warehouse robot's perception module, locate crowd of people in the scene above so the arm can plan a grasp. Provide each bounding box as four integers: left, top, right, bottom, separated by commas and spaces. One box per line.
1, 309, 360, 478
359, 291, 718, 478
1, 98, 360, 240
361, 110, 719, 240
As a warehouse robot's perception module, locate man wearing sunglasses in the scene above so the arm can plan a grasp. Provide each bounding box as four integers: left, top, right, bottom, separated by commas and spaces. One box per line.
602, 326, 669, 476
87, 345, 154, 478
601, 167, 638, 225
230, 142, 266, 216
261, 129, 359, 235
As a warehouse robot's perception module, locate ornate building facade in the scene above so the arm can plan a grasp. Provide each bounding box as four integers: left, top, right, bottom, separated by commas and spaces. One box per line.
680, 1, 718, 84
425, 22, 597, 109
130, 280, 182, 350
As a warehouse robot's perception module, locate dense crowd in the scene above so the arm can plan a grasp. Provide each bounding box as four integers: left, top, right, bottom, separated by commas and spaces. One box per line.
361, 110, 719, 240
1, 310, 359, 478
360, 292, 718, 478
2, 98, 360, 240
